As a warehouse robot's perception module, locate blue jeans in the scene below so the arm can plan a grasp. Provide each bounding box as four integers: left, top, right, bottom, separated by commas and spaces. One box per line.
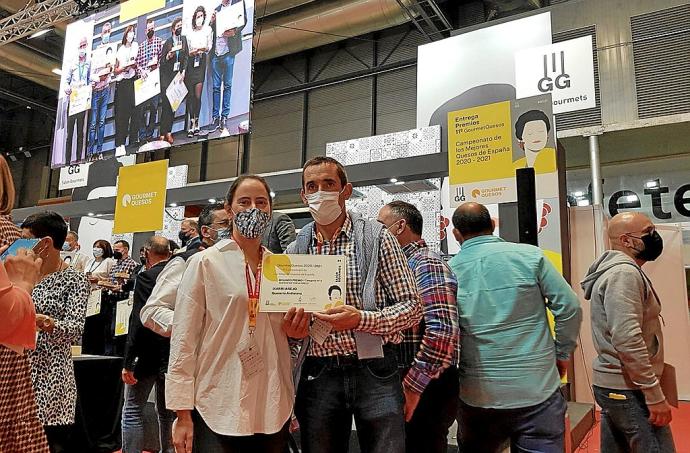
593, 386, 676, 453
122, 372, 175, 453
295, 352, 405, 453
88, 86, 110, 155
211, 53, 234, 119
458, 389, 567, 453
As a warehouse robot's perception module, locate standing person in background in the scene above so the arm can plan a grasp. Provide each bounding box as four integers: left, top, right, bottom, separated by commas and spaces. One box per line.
21, 212, 90, 453
209, 0, 246, 136
122, 237, 174, 453
167, 176, 309, 452
88, 21, 114, 159
448, 202, 581, 453
82, 239, 114, 355
582, 212, 676, 453
62, 231, 90, 272
377, 201, 459, 453
103, 240, 138, 357
0, 154, 50, 452
135, 19, 164, 143
159, 18, 188, 145
65, 37, 91, 164
141, 203, 228, 337
177, 218, 200, 251
113, 25, 140, 156
261, 211, 296, 253
185, 5, 212, 138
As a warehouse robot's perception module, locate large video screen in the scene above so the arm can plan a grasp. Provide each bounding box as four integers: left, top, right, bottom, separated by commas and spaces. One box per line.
51, 0, 255, 168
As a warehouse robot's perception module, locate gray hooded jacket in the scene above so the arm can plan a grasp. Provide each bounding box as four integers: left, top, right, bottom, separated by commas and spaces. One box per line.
581, 250, 665, 404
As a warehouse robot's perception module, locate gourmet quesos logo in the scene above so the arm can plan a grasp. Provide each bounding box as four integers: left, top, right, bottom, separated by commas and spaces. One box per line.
121, 191, 158, 207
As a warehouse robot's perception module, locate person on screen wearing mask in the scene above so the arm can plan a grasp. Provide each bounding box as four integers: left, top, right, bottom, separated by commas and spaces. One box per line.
185, 5, 213, 138
167, 176, 309, 452
159, 18, 189, 145
582, 212, 676, 453
141, 203, 228, 337
62, 230, 90, 272
88, 21, 114, 159
64, 36, 91, 164
82, 239, 115, 355
135, 19, 164, 143
287, 156, 422, 453
114, 25, 140, 156
177, 218, 200, 251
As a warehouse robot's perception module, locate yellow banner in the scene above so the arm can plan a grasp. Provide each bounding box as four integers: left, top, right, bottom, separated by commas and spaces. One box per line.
113, 160, 168, 233
119, 0, 165, 22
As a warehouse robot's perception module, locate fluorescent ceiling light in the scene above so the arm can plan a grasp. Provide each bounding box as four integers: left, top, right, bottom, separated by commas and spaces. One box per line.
577, 200, 590, 207
645, 180, 659, 188
624, 194, 639, 203
389, 178, 398, 183
208, 198, 217, 203
394, 181, 405, 185
169, 203, 178, 207
572, 191, 584, 197
270, 191, 276, 198
29, 29, 51, 39
52, 68, 62, 76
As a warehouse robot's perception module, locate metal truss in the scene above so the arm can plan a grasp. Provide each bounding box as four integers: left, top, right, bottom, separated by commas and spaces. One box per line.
0, 0, 78, 46
395, 0, 453, 41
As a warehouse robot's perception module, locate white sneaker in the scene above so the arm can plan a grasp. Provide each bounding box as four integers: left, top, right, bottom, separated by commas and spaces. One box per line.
115, 145, 126, 157
220, 127, 230, 137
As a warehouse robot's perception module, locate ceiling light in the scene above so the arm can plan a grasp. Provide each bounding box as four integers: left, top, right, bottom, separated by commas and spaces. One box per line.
624, 194, 639, 203
29, 28, 51, 39
51, 68, 62, 76
87, 212, 95, 217
270, 191, 276, 198
169, 203, 178, 207
7, 155, 17, 162
389, 178, 398, 183
577, 200, 590, 207
208, 198, 217, 203
572, 191, 584, 197
645, 180, 659, 188
26, 106, 31, 110
394, 181, 405, 186
22, 150, 31, 158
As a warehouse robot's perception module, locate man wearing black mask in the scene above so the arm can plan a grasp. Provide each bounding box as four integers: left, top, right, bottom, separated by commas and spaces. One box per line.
178, 219, 200, 250
134, 18, 164, 143
103, 240, 139, 356
581, 212, 675, 453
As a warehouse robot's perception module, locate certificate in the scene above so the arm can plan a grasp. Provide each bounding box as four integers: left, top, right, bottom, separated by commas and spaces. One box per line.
217, 1, 245, 34
166, 71, 188, 112
260, 254, 347, 312
68, 85, 92, 116
134, 68, 161, 106
85, 289, 102, 318
115, 295, 134, 336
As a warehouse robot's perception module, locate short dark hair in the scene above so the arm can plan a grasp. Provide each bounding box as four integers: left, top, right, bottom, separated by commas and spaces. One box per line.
93, 239, 114, 258
452, 204, 493, 237
386, 201, 423, 236
515, 110, 551, 140
225, 175, 273, 207
198, 202, 226, 235
328, 285, 342, 297
192, 5, 207, 29
21, 211, 68, 250
114, 240, 130, 251
302, 156, 348, 189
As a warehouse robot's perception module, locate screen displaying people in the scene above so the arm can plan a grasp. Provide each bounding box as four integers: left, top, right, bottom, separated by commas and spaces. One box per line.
50, 0, 254, 169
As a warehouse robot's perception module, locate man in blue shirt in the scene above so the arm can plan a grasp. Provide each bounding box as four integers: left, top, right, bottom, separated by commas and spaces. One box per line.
448, 202, 581, 453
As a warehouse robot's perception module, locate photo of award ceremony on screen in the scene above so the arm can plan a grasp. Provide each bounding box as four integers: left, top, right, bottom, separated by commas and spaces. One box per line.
50, 0, 255, 168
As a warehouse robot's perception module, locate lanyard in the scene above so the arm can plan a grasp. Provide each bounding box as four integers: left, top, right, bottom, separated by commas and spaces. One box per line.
87, 259, 102, 274
316, 228, 342, 255
245, 248, 263, 335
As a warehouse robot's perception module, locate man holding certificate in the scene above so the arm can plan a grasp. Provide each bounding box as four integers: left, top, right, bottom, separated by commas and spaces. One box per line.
287, 156, 423, 453
64, 37, 91, 163
209, 0, 246, 136
134, 19, 164, 143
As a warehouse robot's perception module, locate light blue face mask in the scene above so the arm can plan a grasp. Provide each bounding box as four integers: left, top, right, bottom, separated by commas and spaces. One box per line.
62, 242, 71, 251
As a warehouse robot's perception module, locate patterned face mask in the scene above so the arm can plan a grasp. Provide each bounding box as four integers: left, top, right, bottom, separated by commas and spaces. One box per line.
232, 208, 271, 239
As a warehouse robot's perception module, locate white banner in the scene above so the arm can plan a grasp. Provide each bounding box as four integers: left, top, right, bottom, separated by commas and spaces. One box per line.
515, 35, 596, 114
59, 163, 92, 190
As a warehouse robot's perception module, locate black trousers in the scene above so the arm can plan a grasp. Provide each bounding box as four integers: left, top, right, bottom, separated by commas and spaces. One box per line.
65, 111, 86, 163
114, 78, 138, 147
405, 365, 460, 453
192, 411, 288, 453
44, 424, 72, 453
160, 74, 175, 136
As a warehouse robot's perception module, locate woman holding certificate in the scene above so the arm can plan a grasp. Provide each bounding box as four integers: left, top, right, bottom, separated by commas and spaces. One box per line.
113, 25, 140, 156
185, 6, 213, 138
167, 175, 309, 452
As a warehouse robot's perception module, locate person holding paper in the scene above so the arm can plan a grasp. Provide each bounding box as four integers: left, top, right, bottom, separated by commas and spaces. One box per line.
185, 5, 213, 138
114, 25, 140, 157
159, 17, 189, 144
87, 21, 114, 159
82, 239, 114, 355
582, 212, 676, 453
21, 212, 90, 452
287, 156, 422, 453
377, 201, 459, 453
62, 230, 90, 272
135, 19, 164, 144
64, 36, 91, 164
167, 176, 309, 452
209, 0, 246, 136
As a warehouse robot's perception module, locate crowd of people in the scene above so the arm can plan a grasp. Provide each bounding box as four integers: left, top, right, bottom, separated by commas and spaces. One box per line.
0, 154, 678, 453
62, 0, 247, 164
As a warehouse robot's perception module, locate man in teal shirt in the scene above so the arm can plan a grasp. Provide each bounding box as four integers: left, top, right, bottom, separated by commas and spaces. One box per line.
448, 202, 581, 453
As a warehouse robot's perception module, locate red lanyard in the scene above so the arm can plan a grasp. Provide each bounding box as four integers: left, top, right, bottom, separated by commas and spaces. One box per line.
316, 228, 342, 255
245, 248, 263, 335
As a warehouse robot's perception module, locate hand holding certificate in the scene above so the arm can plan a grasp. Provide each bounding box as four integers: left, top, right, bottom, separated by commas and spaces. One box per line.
260, 254, 346, 313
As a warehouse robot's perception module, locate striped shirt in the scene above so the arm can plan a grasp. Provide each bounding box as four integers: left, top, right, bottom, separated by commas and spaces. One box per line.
307, 215, 422, 357
398, 240, 459, 394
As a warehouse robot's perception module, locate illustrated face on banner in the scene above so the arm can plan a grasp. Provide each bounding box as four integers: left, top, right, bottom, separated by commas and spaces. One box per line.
521, 119, 549, 152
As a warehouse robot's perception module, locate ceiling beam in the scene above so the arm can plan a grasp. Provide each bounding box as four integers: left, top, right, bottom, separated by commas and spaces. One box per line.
0, 87, 55, 113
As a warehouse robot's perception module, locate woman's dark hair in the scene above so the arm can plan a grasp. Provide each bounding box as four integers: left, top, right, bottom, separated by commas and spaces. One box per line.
171, 17, 182, 31
92, 239, 114, 259
192, 6, 206, 30
225, 175, 273, 208
121, 24, 135, 46
514, 110, 551, 140
21, 211, 68, 250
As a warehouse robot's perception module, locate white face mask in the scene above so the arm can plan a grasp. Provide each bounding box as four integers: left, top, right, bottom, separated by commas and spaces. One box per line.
305, 190, 343, 226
